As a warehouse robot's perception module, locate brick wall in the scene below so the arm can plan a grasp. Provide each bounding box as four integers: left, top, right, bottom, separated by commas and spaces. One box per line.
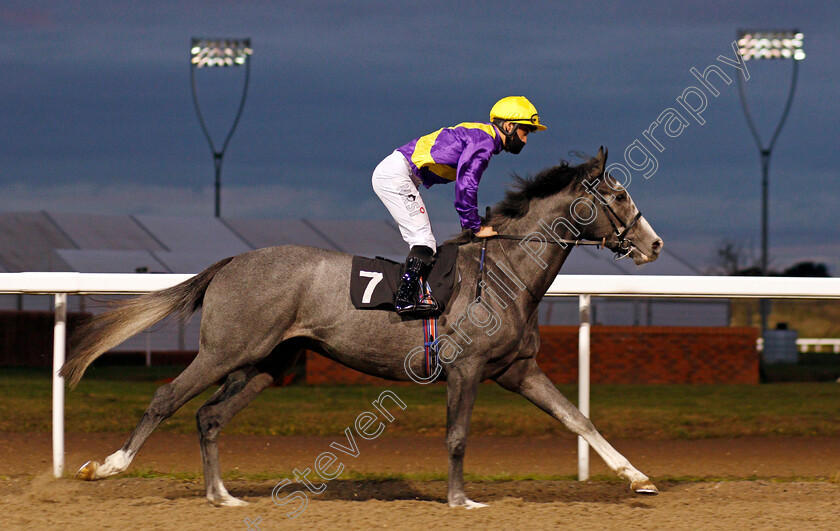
535, 326, 759, 384
0, 311, 89, 367
306, 326, 760, 385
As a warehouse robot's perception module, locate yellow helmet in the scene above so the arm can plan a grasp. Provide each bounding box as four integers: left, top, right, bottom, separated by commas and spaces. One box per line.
489, 96, 546, 131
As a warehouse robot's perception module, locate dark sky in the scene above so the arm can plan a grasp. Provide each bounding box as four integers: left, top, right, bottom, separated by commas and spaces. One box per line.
1, 1, 838, 273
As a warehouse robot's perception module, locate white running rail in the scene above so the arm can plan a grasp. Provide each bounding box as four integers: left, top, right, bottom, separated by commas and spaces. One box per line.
797, 338, 840, 353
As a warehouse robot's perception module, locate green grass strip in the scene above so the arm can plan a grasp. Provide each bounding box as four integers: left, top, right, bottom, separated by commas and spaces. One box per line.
2, 368, 839, 439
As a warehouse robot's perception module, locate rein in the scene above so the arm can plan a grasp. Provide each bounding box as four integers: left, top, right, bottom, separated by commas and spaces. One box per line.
460, 232, 632, 261
488, 234, 607, 246
458, 200, 644, 261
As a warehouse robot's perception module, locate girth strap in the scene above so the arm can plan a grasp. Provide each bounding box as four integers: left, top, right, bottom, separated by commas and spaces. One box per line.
423, 316, 439, 380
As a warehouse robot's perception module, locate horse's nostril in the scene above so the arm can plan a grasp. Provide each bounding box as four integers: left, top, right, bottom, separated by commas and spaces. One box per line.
651, 239, 663, 253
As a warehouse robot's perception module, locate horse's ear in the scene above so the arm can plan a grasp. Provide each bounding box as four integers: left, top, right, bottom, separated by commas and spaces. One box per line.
590, 146, 608, 176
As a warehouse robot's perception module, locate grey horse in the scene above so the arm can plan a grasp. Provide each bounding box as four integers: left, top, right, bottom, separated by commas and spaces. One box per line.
60, 147, 663, 508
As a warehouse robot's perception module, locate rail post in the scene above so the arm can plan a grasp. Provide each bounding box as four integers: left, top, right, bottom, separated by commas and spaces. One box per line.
578, 294, 591, 481
53, 293, 67, 478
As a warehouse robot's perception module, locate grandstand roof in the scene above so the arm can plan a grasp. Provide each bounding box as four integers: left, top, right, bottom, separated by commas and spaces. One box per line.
0, 212, 73, 272
47, 212, 167, 251
132, 215, 252, 254
222, 218, 335, 249
55, 249, 168, 274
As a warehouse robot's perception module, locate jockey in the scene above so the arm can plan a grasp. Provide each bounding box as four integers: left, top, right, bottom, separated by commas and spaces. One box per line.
372, 96, 546, 316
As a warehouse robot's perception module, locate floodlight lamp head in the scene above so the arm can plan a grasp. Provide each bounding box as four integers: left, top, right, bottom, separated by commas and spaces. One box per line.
191, 37, 252, 68
737, 30, 804, 61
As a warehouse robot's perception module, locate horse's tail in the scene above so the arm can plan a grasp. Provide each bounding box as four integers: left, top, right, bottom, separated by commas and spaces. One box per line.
59, 256, 235, 389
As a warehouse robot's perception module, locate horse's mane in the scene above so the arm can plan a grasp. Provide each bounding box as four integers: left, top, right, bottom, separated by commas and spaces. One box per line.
445, 154, 599, 245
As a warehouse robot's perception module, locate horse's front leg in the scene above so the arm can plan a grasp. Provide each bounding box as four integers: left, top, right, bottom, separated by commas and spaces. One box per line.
495, 357, 658, 494
445, 364, 487, 508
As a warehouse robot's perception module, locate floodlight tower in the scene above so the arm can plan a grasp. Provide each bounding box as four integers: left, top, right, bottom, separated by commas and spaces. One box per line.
190, 37, 253, 218
735, 30, 804, 335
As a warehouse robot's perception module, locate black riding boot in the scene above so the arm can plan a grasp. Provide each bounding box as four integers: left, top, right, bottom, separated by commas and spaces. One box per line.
395, 246, 439, 316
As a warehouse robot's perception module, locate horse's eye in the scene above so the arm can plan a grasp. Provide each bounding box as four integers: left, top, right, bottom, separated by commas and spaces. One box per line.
616, 194, 627, 202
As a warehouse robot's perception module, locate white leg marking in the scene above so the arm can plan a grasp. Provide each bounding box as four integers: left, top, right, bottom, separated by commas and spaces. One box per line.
585, 432, 648, 483
463, 499, 488, 509
208, 479, 249, 507
94, 450, 135, 478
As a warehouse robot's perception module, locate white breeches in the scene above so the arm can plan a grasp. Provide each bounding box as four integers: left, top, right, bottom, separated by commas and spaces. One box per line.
372, 150, 437, 253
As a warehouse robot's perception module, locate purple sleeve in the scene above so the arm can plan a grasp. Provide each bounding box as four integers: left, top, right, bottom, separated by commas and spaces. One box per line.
453, 143, 493, 232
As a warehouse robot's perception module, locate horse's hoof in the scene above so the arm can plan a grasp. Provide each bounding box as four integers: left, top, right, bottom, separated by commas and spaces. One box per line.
463, 499, 488, 509
221, 497, 249, 507
208, 495, 249, 507
631, 479, 659, 495
76, 460, 100, 481
449, 498, 488, 509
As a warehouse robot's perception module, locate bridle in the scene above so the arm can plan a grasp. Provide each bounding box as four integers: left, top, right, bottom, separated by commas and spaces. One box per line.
460, 173, 644, 304
597, 198, 643, 260
462, 191, 644, 304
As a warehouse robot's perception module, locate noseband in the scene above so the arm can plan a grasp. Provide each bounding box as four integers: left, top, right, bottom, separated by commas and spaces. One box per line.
597, 200, 643, 260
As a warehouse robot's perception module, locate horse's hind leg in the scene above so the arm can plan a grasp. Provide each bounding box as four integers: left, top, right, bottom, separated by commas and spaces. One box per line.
196, 367, 274, 506
76, 349, 249, 481
197, 346, 304, 506
494, 358, 657, 495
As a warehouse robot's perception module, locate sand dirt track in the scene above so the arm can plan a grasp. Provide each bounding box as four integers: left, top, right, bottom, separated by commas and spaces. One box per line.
1, 433, 839, 530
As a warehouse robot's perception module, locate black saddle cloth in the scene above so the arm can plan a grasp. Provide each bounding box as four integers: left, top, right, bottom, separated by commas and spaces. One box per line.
350, 243, 459, 315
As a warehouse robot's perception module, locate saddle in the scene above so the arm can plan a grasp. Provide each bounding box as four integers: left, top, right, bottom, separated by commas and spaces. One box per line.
350, 243, 459, 317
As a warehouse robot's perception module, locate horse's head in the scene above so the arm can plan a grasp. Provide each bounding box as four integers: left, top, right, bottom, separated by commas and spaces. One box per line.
481, 148, 662, 265
572, 147, 662, 265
